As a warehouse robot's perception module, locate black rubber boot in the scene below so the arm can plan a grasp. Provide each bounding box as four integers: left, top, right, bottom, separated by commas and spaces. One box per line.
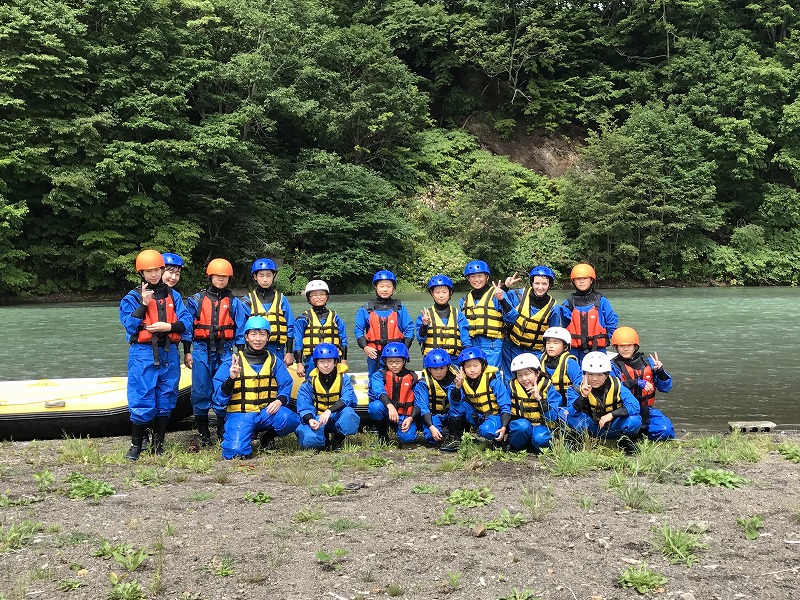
374, 419, 390, 446
332, 432, 346, 452
259, 430, 276, 451
140, 428, 151, 452
440, 416, 466, 453
216, 417, 225, 442
152, 416, 169, 456
195, 414, 212, 447
125, 423, 148, 461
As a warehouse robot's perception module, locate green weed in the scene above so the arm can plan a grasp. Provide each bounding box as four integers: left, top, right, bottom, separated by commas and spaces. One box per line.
608, 472, 665, 512
112, 547, 149, 572
618, 563, 667, 594
57, 578, 84, 591
577, 495, 595, 510
294, 506, 325, 523
630, 440, 686, 482
330, 518, 359, 532
274, 465, 321, 486
777, 443, 800, 463
315, 548, 349, 571
411, 483, 441, 494
210, 555, 235, 577
107, 573, 145, 600
186, 491, 215, 502
442, 571, 461, 592
520, 485, 555, 521
691, 432, 766, 465
171, 452, 215, 474
366, 454, 393, 467
33, 469, 55, 492
446, 486, 494, 507
685, 467, 747, 488
386, 583, 404, 597
499, 589, 542, 600
737, 515, 765, 540
484, 509, 527, 532
652, 524, 706, 566
66, 472, 115, 500
435, 506, 458, 526
93, 541, 135, 559
0, 490, 34, 507
315, 482, 346, 497
542, 436, 601, 476
0, 520, 44, 552
58, 437, 110, 466
243, 491, 273, 505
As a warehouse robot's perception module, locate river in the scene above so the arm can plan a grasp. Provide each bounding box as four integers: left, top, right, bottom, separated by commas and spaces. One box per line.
2, 287, 798, 431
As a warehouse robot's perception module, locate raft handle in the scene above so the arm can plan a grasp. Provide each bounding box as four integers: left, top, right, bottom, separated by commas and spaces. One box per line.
45, 400, 66, 408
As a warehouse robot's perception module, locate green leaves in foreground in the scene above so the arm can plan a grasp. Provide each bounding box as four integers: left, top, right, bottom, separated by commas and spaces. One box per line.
618, 563, 667, 594
737, 515, 765, 540
685, 467, 747, 488
446, 487, 494, 507
67, 472, 115, 500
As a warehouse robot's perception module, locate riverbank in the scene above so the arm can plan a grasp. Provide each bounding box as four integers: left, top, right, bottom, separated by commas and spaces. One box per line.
1, 431, 798, 599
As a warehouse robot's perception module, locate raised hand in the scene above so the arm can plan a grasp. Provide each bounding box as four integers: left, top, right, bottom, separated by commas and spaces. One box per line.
420, 308, 430, 326
141, 282, 154, 306
492, 280, 505, 301
650, 352, 663, 371
229, 353, 241, 379
504, 272, 522, 288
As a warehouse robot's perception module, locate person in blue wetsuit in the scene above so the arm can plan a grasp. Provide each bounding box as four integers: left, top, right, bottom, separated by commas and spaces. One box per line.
367, 342, 420, 446
610, 327, 675, 441
354, 270, 414, 378
507, 353, 559, 453
459, 260, 517, 373
540, 327, 583, 422
213, 316, 300, 459
502, 266, 561, 380
559, 263, 618, 364
414, 348, 467, 452
416, 274, 471, 361
565, 351, 641, 450
242, 258, 295, 367
120, 250, 192, 460
453, 346, 512, 446
186, 258, 248, 447
295, 343, 360, 451
293, 280, 348, 379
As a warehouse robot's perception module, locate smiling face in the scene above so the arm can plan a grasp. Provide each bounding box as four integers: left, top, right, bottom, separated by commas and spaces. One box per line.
245, 328, 269, 351
515, 367, 538, 389
307, 291, 328, 307
375, 280, 395, 299
162, 266, 181, 288
585, 372, 608, 388
141, 267, 164, 285
531, 275, 551, 297
254, 270, 276, 289
466, 273, 489, 290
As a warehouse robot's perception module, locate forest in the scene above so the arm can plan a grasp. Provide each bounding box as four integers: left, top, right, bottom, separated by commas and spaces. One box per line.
1, 0, 799, 297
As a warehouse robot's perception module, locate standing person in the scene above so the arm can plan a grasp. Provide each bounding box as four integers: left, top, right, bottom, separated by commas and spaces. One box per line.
414, 348, 467, 451
459, 260, 517, 372
453, 347, 512, 446
293, 280, 348, 379
540, 327, 583, 417
212, 316, 300, 459
610, 327, 675, 441
295, 343, 360, 451
354, 270, 414, 378
161, 252, 185, 291
507, 353, 558, 452
119, 250, 192, 460
367, 342, 420, 446
564, 352, 641, 449
242, 258, 295, 367
559, 263, 618, 364
502, 266, 561, 378
416, 274, 470, 360
186, 258, 247, 446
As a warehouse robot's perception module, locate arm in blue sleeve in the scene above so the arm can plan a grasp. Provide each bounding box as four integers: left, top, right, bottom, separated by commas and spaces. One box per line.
651, 358, 673, 393
171, 291, 193, 340
241, 294, 253, 318
559, 300, 573, 327
491, 376, 512, 415
293, 316, 307, 355
455, 311, 472, 348
353, 307, 369, 346
273, 360, 294, 405
232, 298, 249, 346
212, 356, 234, 407
119, 291, 144, 340
336, 314, 349, 349
296, 381, 315, 418
340, 375, 358, 408
281, 296, 295, 341
369, 370, 388, 404
414, 379, 432, 417
398, 305, 415, 338
548, 308, 561, 328
600, 297, 618, 339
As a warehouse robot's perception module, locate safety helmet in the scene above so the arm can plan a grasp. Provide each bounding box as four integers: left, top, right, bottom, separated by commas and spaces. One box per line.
427, 274, 454, 291
423, 348, 452, 369
463, 260, 490, 277
206, 258, 233, 277
135, 249, 165, 271
381, 342, 409, 361
570, 263, 596, 280
582, 351, 612, 374
312, 343, 340, 362
244, 316, 271, 335
162, 252, 185, 269
251, 258, 277, 274
457, 346, 487, 365
304, 279, 330, 299
542, 327, 572, 347
372, 270, 397, 286
529, 265, 555, 285
510, 353, 541, 373
610, 326, 640, 347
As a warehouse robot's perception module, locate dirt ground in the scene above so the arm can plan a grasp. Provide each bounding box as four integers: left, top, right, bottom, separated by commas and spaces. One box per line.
1, 430, 798, 600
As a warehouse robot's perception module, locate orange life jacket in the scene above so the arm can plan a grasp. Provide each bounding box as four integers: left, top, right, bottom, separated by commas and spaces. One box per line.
383, 369, 418, 417
364, 300, 404, 352
566, 295, 608, 351
132, 291, 181, 344
613, 354, 655, 406
193, 292, 235, 341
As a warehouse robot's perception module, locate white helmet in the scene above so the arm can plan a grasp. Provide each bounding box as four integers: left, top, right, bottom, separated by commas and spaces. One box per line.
543, 327, 571, 346
304, 280, 329, 297
510, 353, 540, 373
581, 351, 612, 374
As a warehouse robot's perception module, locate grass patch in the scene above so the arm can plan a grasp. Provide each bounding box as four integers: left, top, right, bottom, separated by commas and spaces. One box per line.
607, 471, 665, 513
685, 467, 747, 488
66, 472, 115, 500
541, 435, 602, 476
185, 491, 214, 502
293, 506, 325, 523
520, 485, 555, 521
274, 465, 322, 486
690, 432, 767, 466
170, 451, 216, 474
210, 555, 235, 577
330, 518, 359, 532
411, 484, 441, 495
446, 487, 494, 507
0, 519, 44, 552
58, 436, 116, 466
315, 548, 349, 571
134, 466, 167, 487
629, 439, 686, 482
484, 509, 527, 532
618, 563, 667, 593
243, 491, 273, 505
314, 482, 346, 497
651, 524, 706, 566
777, 443, 800, 463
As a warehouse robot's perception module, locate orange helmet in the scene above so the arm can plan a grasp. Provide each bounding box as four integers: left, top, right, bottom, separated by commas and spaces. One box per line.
611, 326, 640, 346
570, 263, 596, 280
206, 258, 233, 277
135, 249, 165, 271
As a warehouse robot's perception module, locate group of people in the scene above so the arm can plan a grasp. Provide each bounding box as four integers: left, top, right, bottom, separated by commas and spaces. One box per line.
120, 252, 675, 460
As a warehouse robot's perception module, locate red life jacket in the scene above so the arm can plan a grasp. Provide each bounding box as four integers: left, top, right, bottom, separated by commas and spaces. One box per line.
364, 300, 404, 352
613, 353, 655, 406
383, 369, 418, 417
193, 292, 235, 341
133, 293, 181, 344
566, 295, 608, 351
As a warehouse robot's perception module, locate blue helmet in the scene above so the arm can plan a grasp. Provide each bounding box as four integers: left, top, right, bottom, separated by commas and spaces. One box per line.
381, 342, 409, 361
426, 274, 454, 291
457, 347, 486, 365
244, 316, 271, 334
372, 270, 397, 285
162, 252, 185, 268
529, 265, 555, 284
423, 348, 452, 369
463, 260, 490, 277
312, 343, 340, 362
252, 258, 278, 274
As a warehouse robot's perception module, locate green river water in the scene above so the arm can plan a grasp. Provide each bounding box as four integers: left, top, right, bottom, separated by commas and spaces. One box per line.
1, 287, 798, 431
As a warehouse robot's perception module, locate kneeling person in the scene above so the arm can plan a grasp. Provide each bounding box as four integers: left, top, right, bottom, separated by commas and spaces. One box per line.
454, 347, 512, 445
295, 344, 360, 451
415, 348, 467, 449
507, 353, 559, 452
368, 342, 420, 445
213, 316, 300, 459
